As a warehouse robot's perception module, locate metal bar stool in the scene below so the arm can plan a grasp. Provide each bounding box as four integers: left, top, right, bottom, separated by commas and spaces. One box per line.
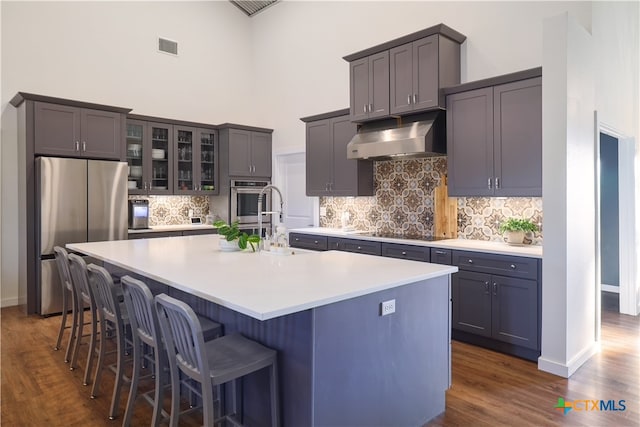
68, 253, 101, 385
87, 263, 132, 420
52, 246, 78, 363
155, 293, 280, 427
120, 275, 223, 427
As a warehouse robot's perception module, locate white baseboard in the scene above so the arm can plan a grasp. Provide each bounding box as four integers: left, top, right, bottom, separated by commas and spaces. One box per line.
538, 341, 600, 378
1, 296, 20, 308
601, 284, 620, 293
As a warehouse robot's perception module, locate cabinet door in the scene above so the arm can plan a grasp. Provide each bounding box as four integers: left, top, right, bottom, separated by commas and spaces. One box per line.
306, 119, 333, 196
330, 117, 359, 195
125, 120, 146, 194
446, 87, 495, 196
174, 126, 196, 194
197, 129, 217, 194
493, 77, 542, 197
349, 57, 370, 122
80, 108, 122, 159
491, 276, 538, 350
250, 132, 272, 178
148, 123, 172, 195
389, 43, 414, 115
228, 129, 252, 176
412, 35, 439, 111
34, 102, 81, 156
368, 51, 390, 119
452, 270, 492, 337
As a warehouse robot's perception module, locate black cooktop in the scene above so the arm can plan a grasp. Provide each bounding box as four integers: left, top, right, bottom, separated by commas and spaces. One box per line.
356, 232, 447, 242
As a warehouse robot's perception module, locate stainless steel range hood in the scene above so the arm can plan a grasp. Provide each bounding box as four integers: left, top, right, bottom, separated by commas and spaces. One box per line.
347, 111, 446, 160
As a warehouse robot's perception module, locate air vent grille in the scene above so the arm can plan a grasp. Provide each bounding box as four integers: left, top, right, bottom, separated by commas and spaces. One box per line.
230, 0, 278, 17
158, 38, 178, 56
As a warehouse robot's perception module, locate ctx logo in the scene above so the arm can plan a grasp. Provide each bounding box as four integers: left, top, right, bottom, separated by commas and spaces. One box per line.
554, 397, 626, 415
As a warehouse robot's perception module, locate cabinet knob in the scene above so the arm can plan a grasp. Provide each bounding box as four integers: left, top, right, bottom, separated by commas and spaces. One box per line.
363, 104, 367, 113
368, 103, 372, 112
468, 259, 473, 264
294, 238, 299, 242
493, 282, 497, 295
510, 264, 516, 269
435, 250, 446, 255
314, 240, 318, 244
407, 94, 412, 105
357, 246, 362, 250
484, 281, 490, 294
413, 94, 417, 104
495, 177, 500, 189
487, 178, 492, 189
401, 251, 407, 256
82, 141, 87, 152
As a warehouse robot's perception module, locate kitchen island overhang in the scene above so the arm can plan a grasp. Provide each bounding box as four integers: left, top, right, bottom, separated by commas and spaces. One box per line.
68, 235, 458, 426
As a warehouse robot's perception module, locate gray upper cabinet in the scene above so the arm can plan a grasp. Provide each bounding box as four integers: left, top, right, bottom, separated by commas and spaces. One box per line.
349, 52, 389, 122
34, 101, 123, 160
390, 35, 440, 114
302, 109, 374, 197
227, 128, 272, 178
445, 70, 542, 197
345, 25, 466, 123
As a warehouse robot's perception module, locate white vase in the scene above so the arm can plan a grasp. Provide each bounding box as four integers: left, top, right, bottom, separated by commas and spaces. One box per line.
219, 239, 241, 252
504, 230, 525, 245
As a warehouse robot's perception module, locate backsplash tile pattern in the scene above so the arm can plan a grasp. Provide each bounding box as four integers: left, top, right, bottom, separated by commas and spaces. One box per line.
129, 195, 209, 226
319, 158, 543, 244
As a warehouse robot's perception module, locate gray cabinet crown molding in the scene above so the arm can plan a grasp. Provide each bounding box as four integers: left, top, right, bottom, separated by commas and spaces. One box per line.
10, 92, 131, 114
442, 67, 542, 96
342, 23, 466, 62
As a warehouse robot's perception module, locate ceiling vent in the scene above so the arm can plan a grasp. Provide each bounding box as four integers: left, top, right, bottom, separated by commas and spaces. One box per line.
158, 37, 178, 56
230, 0, 278, 17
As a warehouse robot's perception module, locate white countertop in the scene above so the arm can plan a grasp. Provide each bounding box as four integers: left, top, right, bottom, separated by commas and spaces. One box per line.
289, 227, 543, 259
68, 235, 457, 321
128, 224, 217, 234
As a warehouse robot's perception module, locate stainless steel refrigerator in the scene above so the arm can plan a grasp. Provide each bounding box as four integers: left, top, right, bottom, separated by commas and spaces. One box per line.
36, 157, 128, 315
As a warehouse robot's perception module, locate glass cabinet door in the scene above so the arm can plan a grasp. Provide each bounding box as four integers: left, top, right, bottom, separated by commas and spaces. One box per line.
175, 127, 195, 193
126, 121, 145, 194
199, 129, 216, 193
150, 125, 171, 194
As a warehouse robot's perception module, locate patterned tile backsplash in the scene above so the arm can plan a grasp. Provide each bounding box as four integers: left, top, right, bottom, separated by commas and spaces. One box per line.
129, 195, 210, 226
319, 158, 543, 244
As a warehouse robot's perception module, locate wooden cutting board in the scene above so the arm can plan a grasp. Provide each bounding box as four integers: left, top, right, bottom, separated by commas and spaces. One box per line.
434, 175, 458, 239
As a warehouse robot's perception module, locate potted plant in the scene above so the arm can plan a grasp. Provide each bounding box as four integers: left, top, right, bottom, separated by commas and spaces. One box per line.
213, 220, 261, 252
499, 218, 538, 244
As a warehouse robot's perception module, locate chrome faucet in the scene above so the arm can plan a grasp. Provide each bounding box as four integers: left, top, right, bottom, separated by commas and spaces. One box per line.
257, 184, 284, 250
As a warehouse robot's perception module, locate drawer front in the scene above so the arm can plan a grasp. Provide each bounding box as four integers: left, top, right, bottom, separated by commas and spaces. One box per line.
329, 237, 381, 256
182, 229, 218, 236
289, 233, 328, 251
128, 231, 181, 239
452, 250, 538, 280
430, 248, 452, 265
381, 243, 429, 262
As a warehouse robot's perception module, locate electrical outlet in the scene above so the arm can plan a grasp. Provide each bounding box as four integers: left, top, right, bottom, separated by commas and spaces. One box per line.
380, 299, 396, 316
319, 207, 327, 216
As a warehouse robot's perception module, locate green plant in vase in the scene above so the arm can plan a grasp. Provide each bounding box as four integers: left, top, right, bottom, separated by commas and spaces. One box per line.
499, 218, 538, 245
213, 220, 261, 252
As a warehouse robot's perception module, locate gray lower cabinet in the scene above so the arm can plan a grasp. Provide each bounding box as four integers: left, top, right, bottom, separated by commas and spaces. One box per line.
302, 110, 374, 196
381, 242, 430, 262
430, 248, 452, 265
328, 237, 381, 256
289, 233, 328, 251
128, 228, 217, 239
446, 72, 542, 197
451, 250, 540, 358
34, 101, 124, 159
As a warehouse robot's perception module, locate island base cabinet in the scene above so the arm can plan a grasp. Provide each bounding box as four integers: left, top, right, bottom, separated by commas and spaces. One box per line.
148, 275, 451, 426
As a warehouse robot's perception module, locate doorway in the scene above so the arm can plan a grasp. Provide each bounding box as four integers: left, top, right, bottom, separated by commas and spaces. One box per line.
273, 151, 316, 230
599, 132, 620, 292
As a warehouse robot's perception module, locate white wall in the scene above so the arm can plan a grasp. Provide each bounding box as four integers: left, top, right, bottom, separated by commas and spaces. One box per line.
0, 1, 254, 307
539, 12, 597, 377
250, 1, 592, 152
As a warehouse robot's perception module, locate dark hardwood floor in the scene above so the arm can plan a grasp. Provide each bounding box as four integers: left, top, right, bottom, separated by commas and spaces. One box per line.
2, 292, 638, 426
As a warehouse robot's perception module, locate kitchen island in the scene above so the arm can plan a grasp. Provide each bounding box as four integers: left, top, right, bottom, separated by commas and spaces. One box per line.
68, 234, 458, 426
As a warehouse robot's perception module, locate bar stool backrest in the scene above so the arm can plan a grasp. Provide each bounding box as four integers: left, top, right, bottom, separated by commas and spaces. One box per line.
53, 246, 73, 293
121, 276, 159, 348
68, 254, 94, 308
87, 264, 123, 324
155, 294, 209, 384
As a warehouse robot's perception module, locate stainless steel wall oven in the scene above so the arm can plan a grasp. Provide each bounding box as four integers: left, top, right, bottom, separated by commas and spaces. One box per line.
230, 179, 271, 227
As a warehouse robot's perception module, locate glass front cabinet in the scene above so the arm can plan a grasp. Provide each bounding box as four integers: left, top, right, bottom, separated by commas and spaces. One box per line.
126, 120, 173, 195
173, 126, 218, 195
126, 118, 218, 196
